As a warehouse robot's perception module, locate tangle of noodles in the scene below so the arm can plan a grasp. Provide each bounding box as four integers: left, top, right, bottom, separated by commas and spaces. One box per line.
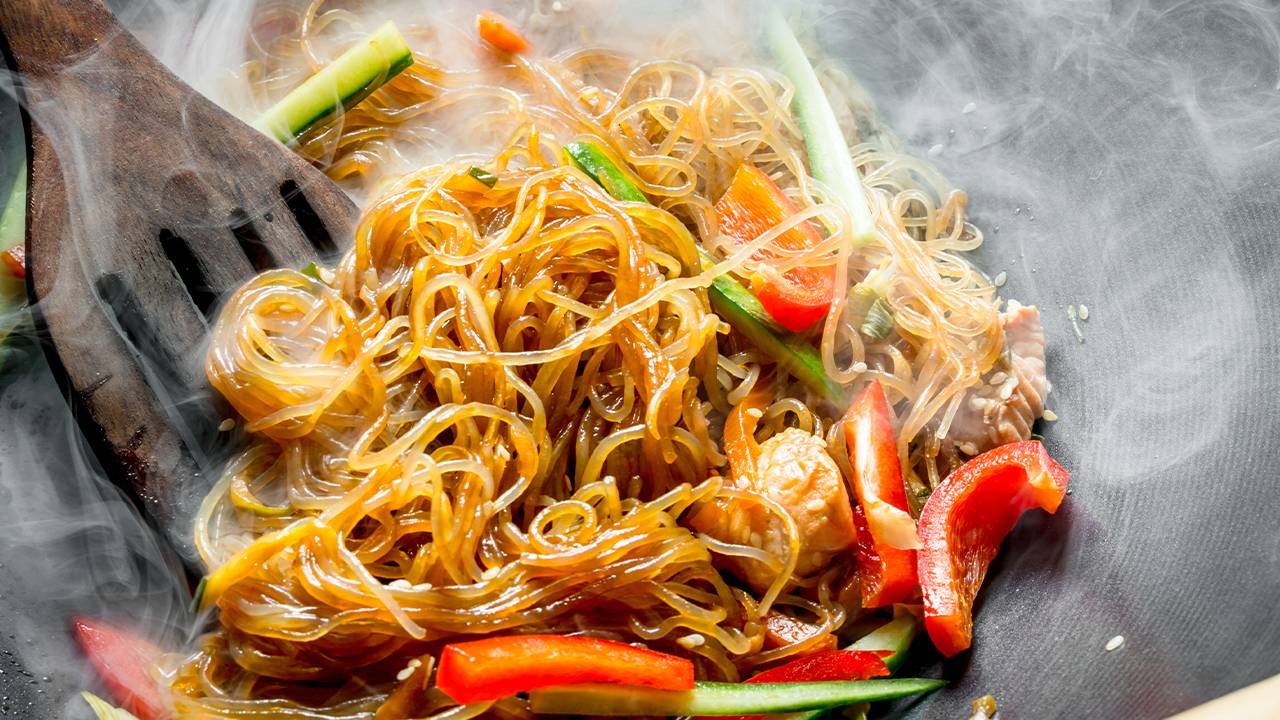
168, 2, 1009, 717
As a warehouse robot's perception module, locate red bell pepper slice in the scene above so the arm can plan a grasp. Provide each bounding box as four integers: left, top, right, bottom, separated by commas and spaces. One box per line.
477, 11, 530, 54
2, 245, 24, 280
714, 164, 834, 333
435, 634, 694, 704
843, 381, 919, 607
748, 649, 892, 684
695, 649, 892, 720
917, 440, 1070, 657
72, 617, 167, 720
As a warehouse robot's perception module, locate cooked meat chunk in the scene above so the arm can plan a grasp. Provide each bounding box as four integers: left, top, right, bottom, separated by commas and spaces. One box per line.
947, 300, 1048, 456
691, 428, 857, 593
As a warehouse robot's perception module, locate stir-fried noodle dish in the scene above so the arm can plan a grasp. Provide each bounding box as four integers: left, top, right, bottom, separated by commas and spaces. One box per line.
81, 3, 1073, 718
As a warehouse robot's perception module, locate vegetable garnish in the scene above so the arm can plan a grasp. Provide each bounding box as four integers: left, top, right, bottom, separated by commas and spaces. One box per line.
529, 678, 945, 716
2, 245, 23, 280
477, 11, 531, 55
72, 618, 166, 720
748, 650, 891, 684
252, 21, 413, 144
299, 262, 322, 280
845, 381, 920, 552
844, 381, 919, 607
564, 141, 846, 403
81, 692, 142, 720
783, 614, 920, 720
917, 440, 1069, 656
699, 651, 892, 720
467, 166, 499, 188
564, 141, 648, 203
850, 273, 895, 340
715, 164, 834, 332
764, 11, 877, 248
188, 577, 208, 615
435, 634, 694, 704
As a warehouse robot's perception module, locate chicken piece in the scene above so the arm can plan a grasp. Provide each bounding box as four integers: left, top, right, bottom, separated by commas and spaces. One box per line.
947, 300, 1049, 456
762, 611, 838, 653
691, 428, 857, 593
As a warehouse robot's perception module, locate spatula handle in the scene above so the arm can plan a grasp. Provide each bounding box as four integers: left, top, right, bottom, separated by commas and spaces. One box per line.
0, 0, 116, 80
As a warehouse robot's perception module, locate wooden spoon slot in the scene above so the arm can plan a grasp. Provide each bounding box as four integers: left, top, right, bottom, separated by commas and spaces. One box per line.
229, 208, 277, 272
279, 179, 338, 256
158, 229, 217, 316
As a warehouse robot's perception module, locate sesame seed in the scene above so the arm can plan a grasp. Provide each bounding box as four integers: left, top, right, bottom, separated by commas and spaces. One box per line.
1078, 304, 1090, 321
993, 271, 1007, 288
1105, 635, 1125, 652
748, 532, 763, 547
745, 408, 764, 419
988, 371, 1008, 386
927, 143, 944, 158
408, 658, 422, 668
217, 418, 235, 432
806, 498, 826, 513
1043, 409, 1058, 422
962, 101, 977, 114
396, 665, 415, 682
389, 579, 412, 590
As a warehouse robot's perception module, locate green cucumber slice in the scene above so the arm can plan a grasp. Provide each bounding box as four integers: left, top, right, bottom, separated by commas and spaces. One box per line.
252, 21, 413, 144
764, 11, 877, 248
529, 678, 944, 716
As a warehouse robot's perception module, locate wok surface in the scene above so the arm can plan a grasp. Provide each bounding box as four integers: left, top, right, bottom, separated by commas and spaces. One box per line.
3, 1, 1280, 717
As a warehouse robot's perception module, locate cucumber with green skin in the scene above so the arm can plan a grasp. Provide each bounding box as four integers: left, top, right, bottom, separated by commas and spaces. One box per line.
563, 141, 846, 404
252, 21, 414, 144
782, 614, 921, 720
529, 678, 944, 716
764, 10, 877, 248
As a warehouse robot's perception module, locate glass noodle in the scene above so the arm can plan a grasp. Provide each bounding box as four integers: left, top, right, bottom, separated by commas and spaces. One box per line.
171, 1, 1004, 717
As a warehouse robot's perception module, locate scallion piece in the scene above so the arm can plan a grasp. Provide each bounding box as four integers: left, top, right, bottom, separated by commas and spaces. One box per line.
188, 577, 208, 614
467, 166, 499, 188
252, 22, 414, 144
300, 262, 323, 280
765, 11, 877, 248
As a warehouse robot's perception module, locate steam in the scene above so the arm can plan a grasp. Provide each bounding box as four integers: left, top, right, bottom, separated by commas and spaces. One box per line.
0, 0, 1276, 717
0, 347, 189, 719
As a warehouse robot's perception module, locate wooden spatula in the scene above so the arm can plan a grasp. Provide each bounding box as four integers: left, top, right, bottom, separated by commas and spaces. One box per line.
0, 0, 358, 560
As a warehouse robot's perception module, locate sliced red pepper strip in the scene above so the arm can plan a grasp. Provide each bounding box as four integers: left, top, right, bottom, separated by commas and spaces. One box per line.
843, 381, 919, 607
714, 164, 834, 333
2, 245, 24, 280
695, 649, 892, 720
72, 617, 166, 720
476, 11, 530, 54
435, 634, 694, 704
748, 649, 892, 684
917, 440, 1070, 657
